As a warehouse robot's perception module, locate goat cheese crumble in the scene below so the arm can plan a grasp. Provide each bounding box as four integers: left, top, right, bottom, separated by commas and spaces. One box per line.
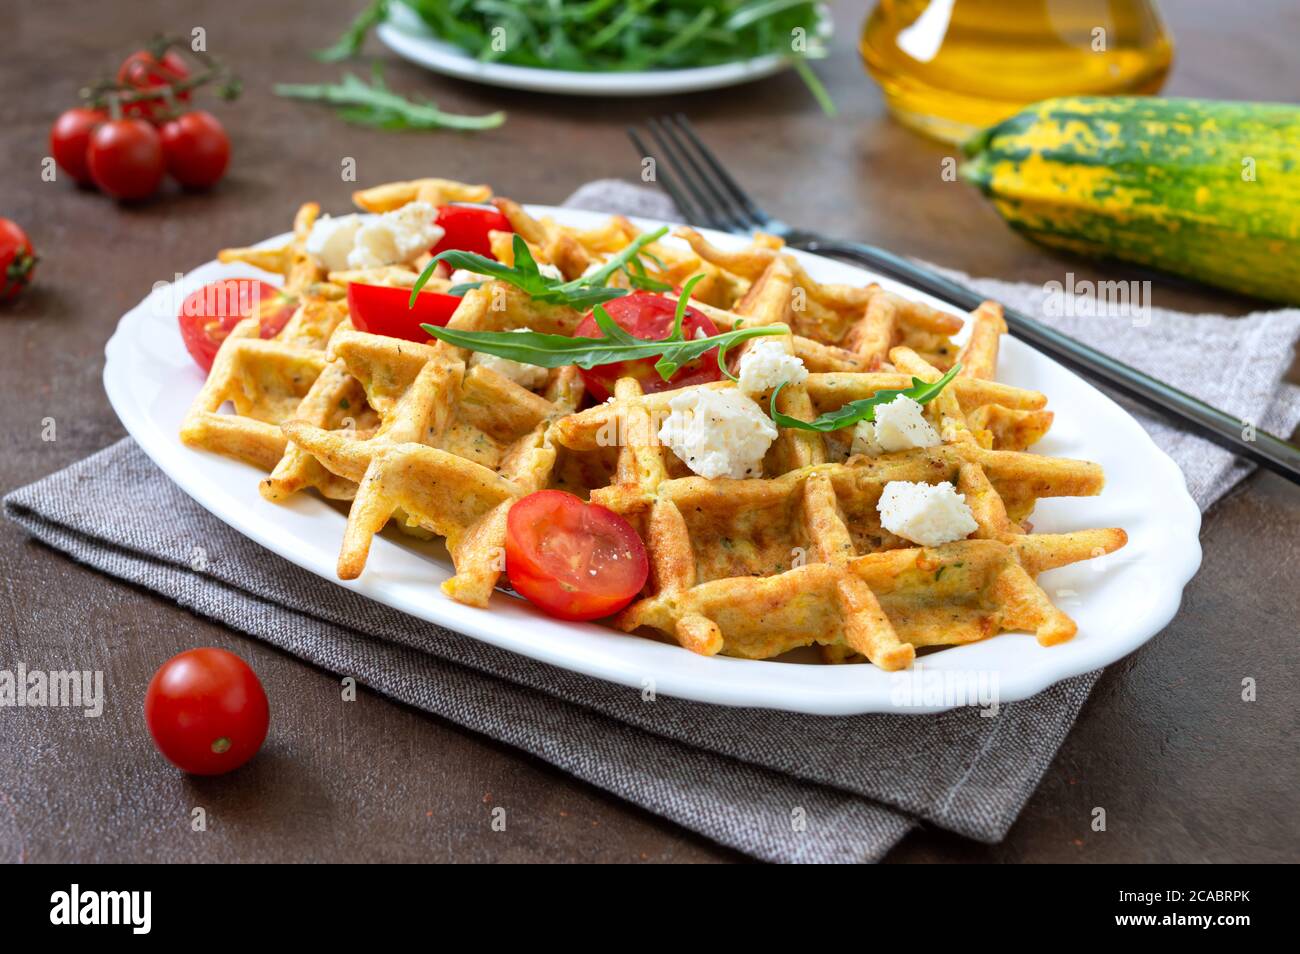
304, 214, 364, 273
658, 388, 777, 480
850, 394, 941, 455
305, 203, 446, 273
737, 339, 807, 396
877, 480, 977, 547
469, 328, 549, 389
348, 202, 445, 270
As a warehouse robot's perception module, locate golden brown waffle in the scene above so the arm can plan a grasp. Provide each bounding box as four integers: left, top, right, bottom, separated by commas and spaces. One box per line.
554, 382, 1123, 668
181, 177, 1126, 671
546, 249, 1124, 668
280, 287, 585, 605
178, 297, 348, 471
184, 184, 496, 497
180, 201, 342, 471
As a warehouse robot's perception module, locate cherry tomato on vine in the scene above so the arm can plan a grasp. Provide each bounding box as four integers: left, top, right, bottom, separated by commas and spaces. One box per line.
429, 204, 513, 259
49, 107, 107, 185
178, 278, 296, 372
160, 110, 230, 189
573, 292, 722, 402
87, 118, 165, 200
144, 648, 269, 776
117, 48, 191, 123
505, 490, 649, 622
347, 282, 460, 341
1, 219, 37, 303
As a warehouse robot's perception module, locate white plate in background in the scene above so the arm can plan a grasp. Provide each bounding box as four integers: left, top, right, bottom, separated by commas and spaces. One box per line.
375, 3, 802, 97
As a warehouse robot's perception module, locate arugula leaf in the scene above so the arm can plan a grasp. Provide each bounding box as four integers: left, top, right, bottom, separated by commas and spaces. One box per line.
315, 0, 389, 61
274, 69, 505, 131
771, 363, 962, 431
419, 321, 789, 375
418, 274, 787, 382
410, 228, 670, 311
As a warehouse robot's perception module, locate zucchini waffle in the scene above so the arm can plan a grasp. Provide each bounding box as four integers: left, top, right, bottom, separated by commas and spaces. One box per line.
179, 178, 1127, 670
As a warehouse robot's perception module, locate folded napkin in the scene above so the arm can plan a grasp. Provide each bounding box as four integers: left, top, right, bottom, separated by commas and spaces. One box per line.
7, 181, 1300, 863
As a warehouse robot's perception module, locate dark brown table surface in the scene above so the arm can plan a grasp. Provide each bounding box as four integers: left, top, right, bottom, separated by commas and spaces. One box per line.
2, 0, 1297, 864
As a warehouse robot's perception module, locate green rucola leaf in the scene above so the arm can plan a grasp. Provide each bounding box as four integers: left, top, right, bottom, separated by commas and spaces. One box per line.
409, 226, 670, 311
274, 69, 505, 131
314, 0, 389, 62
653, 274, 709, 380
418, 322, 790, 375
771, 363, 962, 431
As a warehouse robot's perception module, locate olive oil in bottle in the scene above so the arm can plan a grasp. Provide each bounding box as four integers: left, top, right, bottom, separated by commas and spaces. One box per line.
861, 0, 1174, 143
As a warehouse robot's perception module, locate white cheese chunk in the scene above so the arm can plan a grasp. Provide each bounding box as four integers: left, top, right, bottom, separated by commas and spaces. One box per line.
449, 268, 490, 285
737, 338, 807, 396
877, 480, 978, 547
850, 420, 884, 456
305, 214, 365, 273
850, 394, 940, 455
348, 201, 445, 270
468, 328, 549, 389
537, 262, 564, 281
658, 387, 777, 480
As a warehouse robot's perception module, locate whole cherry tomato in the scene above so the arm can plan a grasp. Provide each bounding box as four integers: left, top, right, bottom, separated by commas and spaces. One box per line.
117, 48, 191, 123
144, 648, 270, 776
347, 282, 461, 341
87, 118, 166, 201
1, 219, 36, 303
178, 278, 296, 372
505, 490, 649, 621
430, 204, 513, 259
573, 292, 722, 402
160, 110, 230, 189
49, 107, 107, 185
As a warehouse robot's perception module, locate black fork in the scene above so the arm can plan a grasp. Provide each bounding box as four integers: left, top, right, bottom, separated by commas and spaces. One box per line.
627, 114, 1300, 485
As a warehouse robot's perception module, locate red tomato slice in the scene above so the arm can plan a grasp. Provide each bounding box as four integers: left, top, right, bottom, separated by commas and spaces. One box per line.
430, 204, 513, 259
178, 278, 296, 372
505, 490, 649, 621
144, 648, 269, 776
574, 292, 722, 402
347, 283, 461, 341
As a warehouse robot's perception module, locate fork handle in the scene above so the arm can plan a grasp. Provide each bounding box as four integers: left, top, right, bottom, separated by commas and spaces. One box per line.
798, 238, 1300, 486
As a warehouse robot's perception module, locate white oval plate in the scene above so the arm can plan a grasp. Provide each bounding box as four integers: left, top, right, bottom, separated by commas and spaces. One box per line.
375, 4, 795, 97
103, 206, 1201, 715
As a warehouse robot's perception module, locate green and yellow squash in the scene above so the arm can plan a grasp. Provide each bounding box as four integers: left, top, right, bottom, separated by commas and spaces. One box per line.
961, 96, 1300, 305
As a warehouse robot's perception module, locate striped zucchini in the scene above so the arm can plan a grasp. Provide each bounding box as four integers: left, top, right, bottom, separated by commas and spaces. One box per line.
961, 97, 1300, 305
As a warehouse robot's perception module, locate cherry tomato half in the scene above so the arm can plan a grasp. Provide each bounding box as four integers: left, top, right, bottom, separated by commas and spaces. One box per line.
430, 204, 513, 259
117, 48, 191, 123
87, 118, 166, 201
49, 107, 107, 185
144, 648, 269, 776
505, 490, 649, 621
178, 278, 296, 372
347, 282, 461, 341
574, 292, 721, 402
160, 110, 230, 189
1, 219, 36, 303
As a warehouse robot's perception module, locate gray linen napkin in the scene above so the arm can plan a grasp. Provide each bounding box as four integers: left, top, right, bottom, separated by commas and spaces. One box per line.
6, 182, 1300, 863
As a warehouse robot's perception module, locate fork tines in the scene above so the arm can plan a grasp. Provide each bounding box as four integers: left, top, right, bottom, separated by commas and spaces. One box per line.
628, 114, 772, 234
